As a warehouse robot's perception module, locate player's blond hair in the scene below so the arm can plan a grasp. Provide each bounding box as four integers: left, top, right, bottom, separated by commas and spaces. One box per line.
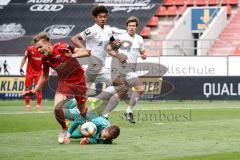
32, 32, 50, 44
126, 16, 139, 27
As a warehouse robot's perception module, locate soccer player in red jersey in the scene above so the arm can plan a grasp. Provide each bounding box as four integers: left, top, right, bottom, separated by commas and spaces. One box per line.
22, 32, 91, 143
20, 42, 43, 112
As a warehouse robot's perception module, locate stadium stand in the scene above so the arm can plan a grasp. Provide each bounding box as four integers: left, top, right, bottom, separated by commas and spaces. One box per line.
147, 16, 159, 27
209, 8, 240, 55
142, 0, 239, 56
0, 1, 160, 56
1, 0, 240, 56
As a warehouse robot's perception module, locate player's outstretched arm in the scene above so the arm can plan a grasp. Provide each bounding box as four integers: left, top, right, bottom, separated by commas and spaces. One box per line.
64, 132, 71, 144
71, 34, 85, 48
80, 137, 98, 145
21, 72, 48, 97
33, 71, 49, 93
72, 48, 91, 58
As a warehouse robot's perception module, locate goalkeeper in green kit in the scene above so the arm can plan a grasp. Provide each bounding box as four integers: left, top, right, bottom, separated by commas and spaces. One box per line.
63, 98, 120, 144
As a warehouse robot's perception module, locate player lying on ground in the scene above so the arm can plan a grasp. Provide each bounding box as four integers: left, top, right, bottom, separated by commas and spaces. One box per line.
63, 99, 120, 144
21, 32, 91, 144
20, 34, 44, 112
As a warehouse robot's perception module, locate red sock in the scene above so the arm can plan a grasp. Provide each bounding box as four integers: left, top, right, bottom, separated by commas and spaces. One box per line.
25, 96, 30, 106
36, 91, 42, 105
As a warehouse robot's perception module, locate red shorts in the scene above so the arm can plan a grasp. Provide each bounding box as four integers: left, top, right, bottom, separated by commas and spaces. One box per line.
57, 80, 87, 104
25, 74, 41, 89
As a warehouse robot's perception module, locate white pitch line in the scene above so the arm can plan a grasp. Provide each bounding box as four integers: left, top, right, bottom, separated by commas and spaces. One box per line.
113, 106, 240, 111
0, 111, 52, 115
153, 122, 165, 125
1, 106, 240, 115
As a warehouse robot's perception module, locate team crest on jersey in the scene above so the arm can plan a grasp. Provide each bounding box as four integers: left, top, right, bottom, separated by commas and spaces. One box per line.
84, 29, 91, 36
55, 55, 61, 61
98, 41, 103, 46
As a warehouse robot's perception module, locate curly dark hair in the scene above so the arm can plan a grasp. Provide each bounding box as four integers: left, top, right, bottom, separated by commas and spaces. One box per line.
92, 5, 108, 17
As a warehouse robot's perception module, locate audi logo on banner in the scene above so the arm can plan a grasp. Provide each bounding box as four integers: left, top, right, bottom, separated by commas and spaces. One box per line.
30, 4, 64, 12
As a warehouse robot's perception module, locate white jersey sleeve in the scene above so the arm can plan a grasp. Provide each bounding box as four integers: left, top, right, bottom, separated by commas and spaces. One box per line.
139, 36, 145, 52
79, 26, 97, 40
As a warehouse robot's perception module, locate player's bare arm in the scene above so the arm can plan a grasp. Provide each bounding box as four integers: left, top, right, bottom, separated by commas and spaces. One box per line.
32, 71, 49, 94
71, 34, 85, 48
21, 71, 48, 96
20, 56, 27, 75
107, 43, 127, 64
72, 48, 91, 58
140, 50, 147, 60
60, 47, 91, 58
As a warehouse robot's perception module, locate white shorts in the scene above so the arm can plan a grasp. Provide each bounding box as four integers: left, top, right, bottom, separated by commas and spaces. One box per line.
111, 57, 140, 87
85, 67, 112, 86
85, 56, 112, 86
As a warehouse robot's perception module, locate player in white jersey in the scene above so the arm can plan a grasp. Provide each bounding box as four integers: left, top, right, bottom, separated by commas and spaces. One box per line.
105, 16, 147, 123
71, 6, 123, 86
71, 6, 126, 117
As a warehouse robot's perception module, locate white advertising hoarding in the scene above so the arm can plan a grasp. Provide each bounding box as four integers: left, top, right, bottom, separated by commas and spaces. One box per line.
0, 56, 238, 76
158, 56, 227, 76
228, 56, 240, 76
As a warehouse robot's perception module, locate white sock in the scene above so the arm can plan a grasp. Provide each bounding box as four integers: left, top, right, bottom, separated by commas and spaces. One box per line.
127, 92, 140, 113
101, 94, 120, 116
96, 86, 117, 100
103, 113, 109, 117
126, 107, 132, 113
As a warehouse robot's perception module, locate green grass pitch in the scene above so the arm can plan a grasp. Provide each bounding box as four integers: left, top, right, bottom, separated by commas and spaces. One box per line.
0, 100, 240, 160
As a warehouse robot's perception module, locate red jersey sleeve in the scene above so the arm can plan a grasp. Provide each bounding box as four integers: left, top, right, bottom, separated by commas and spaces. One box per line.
57, 42, 75, 54
24, 48, 30, 59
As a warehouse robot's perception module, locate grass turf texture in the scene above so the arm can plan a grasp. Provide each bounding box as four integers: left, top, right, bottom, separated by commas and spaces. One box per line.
0, 100, 240, 160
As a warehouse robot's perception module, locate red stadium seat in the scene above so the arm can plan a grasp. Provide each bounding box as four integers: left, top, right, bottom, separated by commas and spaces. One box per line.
167, 6, 177, 16
220, 0, 229, 5
175, 0, 185, 6
178, 6, 187, 15
156, 6, 167, 17
141, 27, 151, 38
196, 0, 206, 6
147, 17, 159, 27
229, 0, 238, 5
163, 0, 174, 6
208, 9, 240, 56
186, 0, 195, 6
234, 45, 240, 55
208, 0, 218, 5
226, 5, 232, 16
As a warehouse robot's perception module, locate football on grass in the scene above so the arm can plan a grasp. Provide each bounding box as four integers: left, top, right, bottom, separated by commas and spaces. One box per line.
80, 122, 97, 137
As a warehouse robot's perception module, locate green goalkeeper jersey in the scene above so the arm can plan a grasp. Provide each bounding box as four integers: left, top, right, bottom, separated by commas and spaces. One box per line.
68, 116, 112, 144
64, 98, 99, 121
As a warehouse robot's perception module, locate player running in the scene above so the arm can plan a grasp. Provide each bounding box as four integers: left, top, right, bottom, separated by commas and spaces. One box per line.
106, 16, 147, 123
21, 32, 91, 144
20, 37, 43, 112
71, 6, 124, 117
